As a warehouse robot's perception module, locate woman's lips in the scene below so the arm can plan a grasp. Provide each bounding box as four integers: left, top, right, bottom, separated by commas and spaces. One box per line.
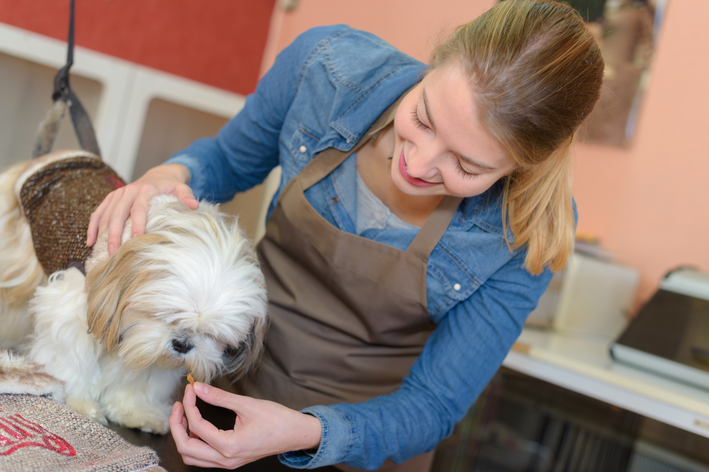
398, 146, 437, 187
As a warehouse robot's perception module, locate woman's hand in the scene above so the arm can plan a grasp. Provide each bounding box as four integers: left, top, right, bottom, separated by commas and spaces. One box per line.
86, 164, 198, 255
170, 383, 322, 469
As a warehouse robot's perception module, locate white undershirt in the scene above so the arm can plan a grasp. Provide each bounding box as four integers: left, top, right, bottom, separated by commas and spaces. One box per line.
355, 169, 420, 235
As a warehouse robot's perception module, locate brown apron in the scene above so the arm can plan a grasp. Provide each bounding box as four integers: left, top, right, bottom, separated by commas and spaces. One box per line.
240, 97, 462, 472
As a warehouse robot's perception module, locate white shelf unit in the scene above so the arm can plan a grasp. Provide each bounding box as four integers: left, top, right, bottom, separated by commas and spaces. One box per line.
505, 328, 709, 440
0, 22, 278, 242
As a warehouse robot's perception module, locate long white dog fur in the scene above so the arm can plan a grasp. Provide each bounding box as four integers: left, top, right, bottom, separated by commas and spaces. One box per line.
0, 151, 268, 433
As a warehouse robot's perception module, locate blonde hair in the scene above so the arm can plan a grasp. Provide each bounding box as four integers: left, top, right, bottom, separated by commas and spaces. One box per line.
430, 0, 604, 274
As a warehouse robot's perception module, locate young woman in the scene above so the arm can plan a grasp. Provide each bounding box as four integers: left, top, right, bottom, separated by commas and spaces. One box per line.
87, 1, 603, 470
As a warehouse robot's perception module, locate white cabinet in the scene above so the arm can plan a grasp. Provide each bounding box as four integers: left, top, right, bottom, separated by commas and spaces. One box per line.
527, 252, 640, 339
0, 22, 278, 241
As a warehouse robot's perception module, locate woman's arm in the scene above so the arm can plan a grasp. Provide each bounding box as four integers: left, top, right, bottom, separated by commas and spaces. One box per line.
166, 25, 352, 203
87, 25, 347, 254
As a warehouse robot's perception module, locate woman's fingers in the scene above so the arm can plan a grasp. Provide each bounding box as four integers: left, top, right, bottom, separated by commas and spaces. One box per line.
85, 164, 194, 253
128, 183, 161, 238
181, 385, 230, 441
170, 398, 244, 469
87, 190, 114, 247
191, 382, 244, 413
170, 384, 324, 469
181, 384, 252, 461
169, 402, 187, 437
170, 402, 193, 435
170, 402, 211, 454
181, 454, 231, 469
175, 184, 199, 210
105, 185, 140, 255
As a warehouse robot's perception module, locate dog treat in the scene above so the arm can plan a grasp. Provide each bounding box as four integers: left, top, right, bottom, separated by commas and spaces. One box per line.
187, 373, 195, 386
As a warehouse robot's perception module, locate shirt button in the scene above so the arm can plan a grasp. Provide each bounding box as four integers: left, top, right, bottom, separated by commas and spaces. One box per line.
299, 145, 307, 153
453, 283, 461, 291
346, 139, 352, 144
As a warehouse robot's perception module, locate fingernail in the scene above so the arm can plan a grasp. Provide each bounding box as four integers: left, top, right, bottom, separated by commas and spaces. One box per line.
108, 244, 115, 253
132, 233, 138, 239
194, 382, 209, 395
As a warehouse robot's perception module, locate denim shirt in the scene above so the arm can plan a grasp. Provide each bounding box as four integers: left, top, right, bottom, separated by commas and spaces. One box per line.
167, 25, 554, 470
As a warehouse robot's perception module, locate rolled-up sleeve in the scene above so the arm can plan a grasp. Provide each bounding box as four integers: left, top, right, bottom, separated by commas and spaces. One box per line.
278, 405, 355, 469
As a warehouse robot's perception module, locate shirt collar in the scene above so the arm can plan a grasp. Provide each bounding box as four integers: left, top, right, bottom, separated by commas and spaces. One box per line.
328, 64, 428, 151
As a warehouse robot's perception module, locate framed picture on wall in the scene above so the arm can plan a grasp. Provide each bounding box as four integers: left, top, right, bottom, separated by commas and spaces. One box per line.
567, 0, 668, 147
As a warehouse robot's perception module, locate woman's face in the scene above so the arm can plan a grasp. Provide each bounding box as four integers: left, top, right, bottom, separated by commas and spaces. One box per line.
391, 62, 515, 198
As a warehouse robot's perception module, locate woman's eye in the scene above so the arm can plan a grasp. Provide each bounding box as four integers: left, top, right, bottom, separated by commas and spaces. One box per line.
455, 160, 480, 179
410, 109, 429, 130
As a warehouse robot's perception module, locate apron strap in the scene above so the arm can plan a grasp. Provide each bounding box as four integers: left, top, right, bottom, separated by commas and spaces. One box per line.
406, 195, 463, 263
282, 84, 462, 263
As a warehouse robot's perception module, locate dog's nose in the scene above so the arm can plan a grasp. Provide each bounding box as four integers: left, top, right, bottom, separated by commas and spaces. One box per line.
172, 339, 194, 354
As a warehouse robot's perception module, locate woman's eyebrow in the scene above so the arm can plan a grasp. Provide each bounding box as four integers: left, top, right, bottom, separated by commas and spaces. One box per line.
422, 87, 498, 172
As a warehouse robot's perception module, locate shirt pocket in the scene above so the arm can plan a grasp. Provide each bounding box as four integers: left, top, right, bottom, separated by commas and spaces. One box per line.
426, 225, 514, 320
289, 124, 322, 166
427, 245, 480, 319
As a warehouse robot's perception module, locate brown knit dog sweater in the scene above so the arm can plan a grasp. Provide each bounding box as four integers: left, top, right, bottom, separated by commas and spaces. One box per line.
19, 155, 126, 276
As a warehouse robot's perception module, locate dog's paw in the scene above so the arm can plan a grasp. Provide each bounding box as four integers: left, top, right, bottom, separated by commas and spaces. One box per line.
139, 417, 170, 435
66, 397, 108, 426
106, 406, 171, 435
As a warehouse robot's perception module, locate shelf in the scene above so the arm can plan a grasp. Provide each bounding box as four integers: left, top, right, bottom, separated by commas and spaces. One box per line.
504, 328, 709, 438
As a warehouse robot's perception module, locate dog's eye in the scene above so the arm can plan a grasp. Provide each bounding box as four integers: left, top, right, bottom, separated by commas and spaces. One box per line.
172, 339, 194, 354
223, 344, 244, 358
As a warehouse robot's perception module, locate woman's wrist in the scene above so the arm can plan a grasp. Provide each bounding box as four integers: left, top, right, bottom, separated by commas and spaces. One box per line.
153, 163, 191, 184
295, 412, 323, 452
280, 406, 353, 469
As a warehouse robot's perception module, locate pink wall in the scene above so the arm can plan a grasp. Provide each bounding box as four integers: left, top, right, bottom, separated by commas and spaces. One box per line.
0, 0, 275, 95
574, 0, 709, 307
264, 0, 709, 308
264, 0, 496, 69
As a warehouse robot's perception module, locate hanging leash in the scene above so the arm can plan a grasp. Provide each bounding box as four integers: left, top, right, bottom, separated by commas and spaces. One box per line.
32, 0, 102, 159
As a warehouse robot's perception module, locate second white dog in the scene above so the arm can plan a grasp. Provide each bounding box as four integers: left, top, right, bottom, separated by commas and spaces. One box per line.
0, 151, 268, 433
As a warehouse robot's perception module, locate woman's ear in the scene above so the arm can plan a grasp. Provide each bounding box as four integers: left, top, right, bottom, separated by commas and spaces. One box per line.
85, 234, 168, 351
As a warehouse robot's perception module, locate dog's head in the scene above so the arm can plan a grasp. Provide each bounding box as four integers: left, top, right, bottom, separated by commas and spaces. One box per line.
85, 195, 268, 382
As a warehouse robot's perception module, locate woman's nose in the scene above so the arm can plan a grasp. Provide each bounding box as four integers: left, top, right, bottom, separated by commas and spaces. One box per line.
406, 143, 441, 180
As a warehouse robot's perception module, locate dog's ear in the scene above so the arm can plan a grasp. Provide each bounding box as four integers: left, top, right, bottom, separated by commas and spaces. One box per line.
224, 314, 269, 380
85, 234, 168, 351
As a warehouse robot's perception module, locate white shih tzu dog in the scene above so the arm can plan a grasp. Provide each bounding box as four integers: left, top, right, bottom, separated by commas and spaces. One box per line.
0, 150, 268, 434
